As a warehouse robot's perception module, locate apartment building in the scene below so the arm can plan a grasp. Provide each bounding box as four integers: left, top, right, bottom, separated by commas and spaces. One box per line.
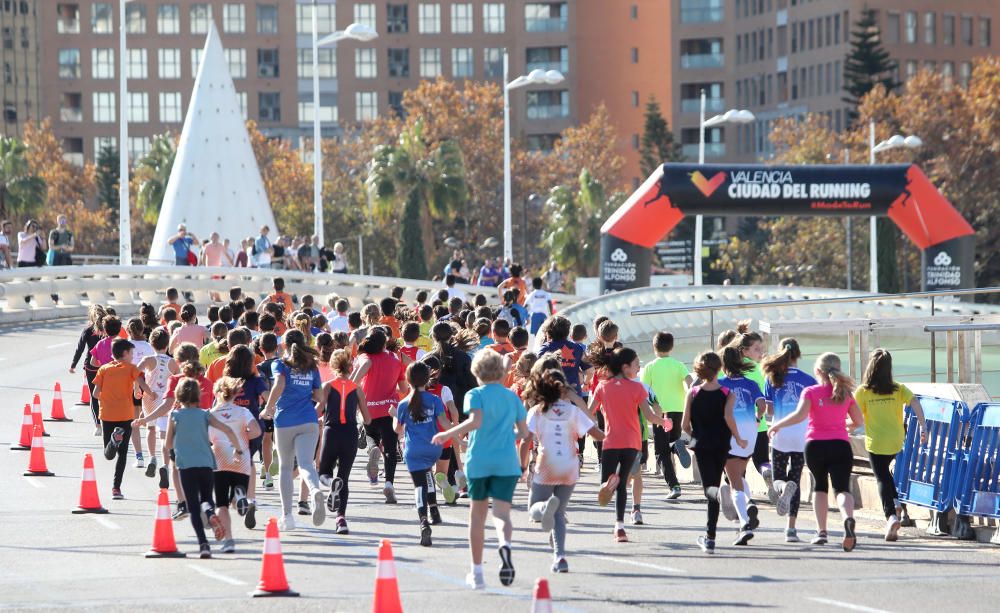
1, 0, 42, 138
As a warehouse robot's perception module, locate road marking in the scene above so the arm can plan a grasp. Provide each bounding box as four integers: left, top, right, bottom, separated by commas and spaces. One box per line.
807, 597, 894, 613
46, 342, 72, 349
187, 564, 247, 586
588, 554, 685, 574
91, 516, 121, 530
23, 477, 45, 489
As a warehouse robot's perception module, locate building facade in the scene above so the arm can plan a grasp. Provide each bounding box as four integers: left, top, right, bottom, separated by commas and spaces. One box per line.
1, 0, 42, 138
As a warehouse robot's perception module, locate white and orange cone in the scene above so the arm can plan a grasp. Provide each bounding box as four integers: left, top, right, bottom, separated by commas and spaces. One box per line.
30, 394, 48, 437
10, 404, 32, 451
47, 382, 72, 422
145, 489, 186, 558
78, 382, 91, 405
532, 578, 553, 613
72, 454, 108, 514
371, 539, 402, 613
23, 424, 54, 476
250, 518, 299, 598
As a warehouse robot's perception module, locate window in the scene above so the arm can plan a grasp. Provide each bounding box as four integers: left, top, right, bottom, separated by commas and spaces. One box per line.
191, 48, 204, 75
418, 3, 440, 33
127, 49, 148, 79
297, 96, 337, 123
257, 48, 279, 78
356, 91, 378, 121
225, 48, 246, 78
94, 137, 117, 156
190, 4, 212, 34
942, 61, 954, 88
525, 2, 568, 32
451, 3, 472, 33
258, 92, 280, 121
59, 49, 80, 79
452, 47, 473, 77
126, 4, 146, 33
60, 92, 83, 122
92, 92, 116, 123
354, 3, 376, 29
388, 48, 409, 77
92, 3, 112, 33
526, 90, 569, 119
297, 48, 335, 78
158, 48, 181, 79
959, 61, 971, 87
257, 4, 277, 34
159, 92, 182, 123
924, 12, 935, 44
296, 3, 335, 35
387, 4, 408, 33
484, 48, 503, 79
905, 60, 917, 80
483, 3, 505, 33
680, 0, 723, 24
237, 92, 247, 119
127, 92, 149, 123
887, 12, 900, 44
943, 14, 955, 45
92, 48, 114, 79
355, 48, 377, 78
834, 13, 841, 44
631, 91, 639, 107
631, 47, 639, 63
526, 134, 558, 152
388, 91, 404, 116
158, 4, 179, 34
223, 3, 245, 33
420, 48, 441, 77
905, 11, 916, 43
526, 46, 568, 73
56, 4, 80, 34
128, 137, 150, 160
980, 17, 991, 47
630, 5, 638, 20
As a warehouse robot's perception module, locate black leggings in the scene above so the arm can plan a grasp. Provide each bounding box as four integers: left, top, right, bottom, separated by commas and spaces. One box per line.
694, 446, 728, 539
600, 448, 638, 522
804, 439, 853, 494
752, 430, 770, 474
101, 420, 132, 488
868, 451, 897, 519
409, 468, 438, 520
319, 425, 356, 516
86, 367, 99, 425
771, 448, 805, 517
653, 413, 683, 487
365, 416, 398, 483
179, 467, 215, 545
593, 412, 606, 457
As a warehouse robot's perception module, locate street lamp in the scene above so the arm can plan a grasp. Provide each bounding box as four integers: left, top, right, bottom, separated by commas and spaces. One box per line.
503, 50, 564, 263
694, 90, 754, 286
868, 121, 922, 293
118, 0, 138, 266
311, 17, 378, 248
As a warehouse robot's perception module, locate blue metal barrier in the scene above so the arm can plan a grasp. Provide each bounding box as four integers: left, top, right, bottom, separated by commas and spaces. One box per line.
954, 403, 1000, 519
894, 396, 968, 512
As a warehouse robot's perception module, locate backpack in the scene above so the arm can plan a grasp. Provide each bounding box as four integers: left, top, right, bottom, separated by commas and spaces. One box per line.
498, 305, 521, 327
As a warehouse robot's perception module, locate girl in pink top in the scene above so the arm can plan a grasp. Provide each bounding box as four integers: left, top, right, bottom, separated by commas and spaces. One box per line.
769, 353, 863, 552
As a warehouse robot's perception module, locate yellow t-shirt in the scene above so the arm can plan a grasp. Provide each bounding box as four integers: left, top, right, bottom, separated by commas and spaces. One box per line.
854, 383, 914, 455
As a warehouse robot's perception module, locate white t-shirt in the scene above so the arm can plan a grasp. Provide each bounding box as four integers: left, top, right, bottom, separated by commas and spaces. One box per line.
446, 287, 466, 302
527, 400, 594, 486
329, 314, 350, 333
130, 340, 155, 366
0, 233, 9, 268
526, 289, 551, 316
210, 403, 256, 475
17, 232, 38, 263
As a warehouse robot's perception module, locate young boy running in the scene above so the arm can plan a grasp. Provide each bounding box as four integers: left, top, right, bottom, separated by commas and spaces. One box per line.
141, 328, 178, 482
641, 332, 693, 500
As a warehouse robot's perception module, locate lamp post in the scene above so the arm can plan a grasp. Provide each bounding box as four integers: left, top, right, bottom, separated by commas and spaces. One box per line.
118, 0, 136, 266
868, 121, 922, 293
503, 50, 563, 263
312, 19, 378, 248
694, 90, 754, 286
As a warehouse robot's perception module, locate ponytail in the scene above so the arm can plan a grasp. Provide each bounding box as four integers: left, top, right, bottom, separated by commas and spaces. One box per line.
405, 361, 431, 422
862, 348, 898, 396
762, 338, 801, 388
181, 360, 204, 378
607, 347, 638, 377
815, 352, 855, 403
283, 329, 318, 372
721, 345, 753, 378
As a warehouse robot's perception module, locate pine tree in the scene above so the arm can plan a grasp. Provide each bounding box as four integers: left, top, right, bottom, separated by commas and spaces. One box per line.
639, 96, 684, 176
843, 8, 900, 122
95, 145, 119, 210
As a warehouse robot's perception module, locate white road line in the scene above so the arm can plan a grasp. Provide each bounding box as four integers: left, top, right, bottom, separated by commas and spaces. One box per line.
91, 516, 121, 530
46, 342, 72, 349
807, 597, 895, 613
187, 564, 247, 586
588, 554, 685, 574
23, 477, 45, 489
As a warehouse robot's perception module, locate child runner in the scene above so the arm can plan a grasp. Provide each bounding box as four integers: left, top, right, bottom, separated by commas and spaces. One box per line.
125, 318, 154, 470
165, 378, 243, 558
731, 323, 771, 483
769, 353, 863, 551
681, 351, 737, 554
255, 332, 279, 488
225, 344, 270, 528
525, 277, 553, 335
70, 304, 107, 435
589, 347, 665, 543
761, 338, 816, 542
432, 350, 528, 590
399, 322, 427, 366
854, 349, 927, 541
422, 355, 464, 504
642, 332, 693, 500
394, 361, 452, 546
140, 328, 178, 483
209, 377, 261, 552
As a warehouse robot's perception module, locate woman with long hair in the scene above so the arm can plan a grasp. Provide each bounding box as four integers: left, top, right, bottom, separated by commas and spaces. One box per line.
70, 304, 107, 432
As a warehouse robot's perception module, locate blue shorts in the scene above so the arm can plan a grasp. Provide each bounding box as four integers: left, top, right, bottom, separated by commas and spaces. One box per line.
529, 312, 547, 335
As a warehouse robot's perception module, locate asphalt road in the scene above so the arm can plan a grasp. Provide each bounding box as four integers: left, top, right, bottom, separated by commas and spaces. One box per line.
2, 319, 1000, 612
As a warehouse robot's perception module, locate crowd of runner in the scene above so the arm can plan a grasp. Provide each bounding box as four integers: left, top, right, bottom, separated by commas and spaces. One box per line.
68, 278, 926, 588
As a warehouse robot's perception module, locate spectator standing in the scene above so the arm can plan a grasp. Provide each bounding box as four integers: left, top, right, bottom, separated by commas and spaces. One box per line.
254, 225, 273, 269
167, 224, 197, 266
202, 232, 233, 267
223, 238, 236, 265
543, 261, 564, 293
17, 219, 45, 267
330, 242, 349, 274
48, 214, 75, 266
0, 219, 12, 269
234, 239, 249, 267
477, 258, 501, 287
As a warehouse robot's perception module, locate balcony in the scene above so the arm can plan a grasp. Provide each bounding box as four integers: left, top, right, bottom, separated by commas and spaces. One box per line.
681, 53, 724, 69
682, 143, 725, 158
681, 97, 724, 113
680, 7, 723, 24
526, 17, 567, 33
526, 104, 569, 120
62, 152, 84, 166
59, 108, 83, 122
525, 60, 569, 74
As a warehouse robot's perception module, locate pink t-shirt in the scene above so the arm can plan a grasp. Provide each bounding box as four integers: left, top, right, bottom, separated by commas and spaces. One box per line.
804, 384, 856, 442
89, 336, 115, 367
170, 323, 207, 352
357, 351, 405, 420
203, 242, 227, 267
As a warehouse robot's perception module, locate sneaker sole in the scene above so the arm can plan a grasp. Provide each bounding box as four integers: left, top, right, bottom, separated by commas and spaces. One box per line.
327, 478, 343, 514
540, 497, 560, 533
435, 472, 457, 504
383, 485, 397, 504
158, 466, 169, 490
674, 441, 691, 469
144, 462, 157, 478
776, 481, 797, 517
498, 546, 515, 586
886, 519, 900, 542
598, 474, 619, 507
366, 448, 381, 481
718, 484, 738, 522
747, 505, 760, 530
244, 504, 257, 530
312, 490, 326, 526
420, 524, 432, 547
208, 514, 225, 541
235, 488, 249, 516
734, 531, 754, 546
843, 518, 857, 552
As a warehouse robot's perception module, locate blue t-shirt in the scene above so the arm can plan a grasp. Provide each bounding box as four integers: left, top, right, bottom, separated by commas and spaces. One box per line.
463, 383, 526, 479
396, 391, 446, 471
719, 375, 764, 457
272, 361, 321, 428
171, 236, 194, 258
763, 367, 817, 453
234, 375, 269, 419
512, 303, 529, 325
478, 266, 499, 286
538, 339, 591, 394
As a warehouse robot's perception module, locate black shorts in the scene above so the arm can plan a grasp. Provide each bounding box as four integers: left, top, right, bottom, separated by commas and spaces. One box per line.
439, 446, 455, 462
259, 417, 274, 433
214, 471, 250, 507
805, 439, 853, 494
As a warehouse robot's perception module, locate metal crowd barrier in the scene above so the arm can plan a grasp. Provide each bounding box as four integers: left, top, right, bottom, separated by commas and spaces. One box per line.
954, 403, 1000, 520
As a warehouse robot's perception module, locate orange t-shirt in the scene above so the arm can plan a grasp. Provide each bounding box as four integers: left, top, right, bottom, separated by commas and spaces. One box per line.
498, 277, 528, 305
593, 378, 648, 451
268, 291, 293, 314
379, 315, 401, 339
206, 353, 262, 383
94, 361, 143, 421
160, 302, 182, 325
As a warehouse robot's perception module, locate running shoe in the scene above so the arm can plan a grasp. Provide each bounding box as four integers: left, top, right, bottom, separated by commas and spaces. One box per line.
319, 474, 333, 488
885, 515, 901, 542
811, 531, 828, 545
420, 520, 432, 547
598, 474, 620, 507
615, 528, 629, 543
327, 477, 343, 514
133, 454, 144, 469
157, 466, 169, 489
767, 479, 780, 506
260, 465, 267, 481
220, 539, 236, 554
747, 504, 760, 530
552, 558, 569, 573
172, 501, 188, 521
498, 545, 515, 586
279, 514, 296, 532
366, 446, 382, 484
666, 486, 682, 500
697, 535, 716, 554
244, 502, 257, 530
734, 524, 754, 546
899, 509, 916, 527
312, 489, 326, 526
144, 458, 157, 478
335, 516, 349, 535
297, 500, 310, 516
540, 495, 560, 532
429, 506, 443, 526
199, 542, 212, 559
104, 426, 124, 460
454, 470, 468, 491
631, 509, 644, 526
715, 485, 738, 522
654, 457, 663, 477
435, 472, 457, 504
357, 425, 367, 449
579, 455, 585, 471
785, 528, 800, 543
761, 464, 773, 490
263, 473, 273, 489
776, 481, 798, 517
673, 439, 692, 469
458, 488, 469, 499
207, 511, 225, 541
465, 571, 485, 590
111, 488, 123, 500
234, 487, 249, 516
93, 426, 101, 437
383, 481, 397, 504
842, 517, 857, 552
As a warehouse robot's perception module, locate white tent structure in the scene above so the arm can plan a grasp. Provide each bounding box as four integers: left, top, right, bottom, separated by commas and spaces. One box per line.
148, 22, 277, 265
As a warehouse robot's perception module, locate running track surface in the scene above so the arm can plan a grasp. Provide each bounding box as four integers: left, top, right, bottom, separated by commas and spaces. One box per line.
3, 319, 1000, 612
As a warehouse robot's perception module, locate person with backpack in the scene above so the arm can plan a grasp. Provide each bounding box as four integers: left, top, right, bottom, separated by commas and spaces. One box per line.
167, 224, 197, 266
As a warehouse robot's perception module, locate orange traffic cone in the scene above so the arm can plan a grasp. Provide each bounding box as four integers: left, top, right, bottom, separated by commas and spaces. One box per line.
531, 578, 553, 613
47, 382, 72, 422
30, 394, 48, 437
71, 454, 108, 514
78, 382, 91, 405
371, 539, 402, 613
10, 404, 32, 450
23, 424, 54, 476
251, 517, 299, 598
145, 489, 186, 558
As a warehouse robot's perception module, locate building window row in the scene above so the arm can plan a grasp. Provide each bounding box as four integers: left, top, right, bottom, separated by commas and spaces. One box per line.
787, 12, 847, 56
886, 12, 990, 48
352, 47, 503, 81
55, 3, 281, 36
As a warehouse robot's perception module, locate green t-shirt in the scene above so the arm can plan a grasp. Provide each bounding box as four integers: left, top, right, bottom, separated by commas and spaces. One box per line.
854, 383, 914, 455
641, 356, 689, 414
744, 359, 768, 431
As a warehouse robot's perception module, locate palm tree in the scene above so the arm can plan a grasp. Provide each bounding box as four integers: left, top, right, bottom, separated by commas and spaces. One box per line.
366, 121, 468, 279
0, 136, 46, 220
135, 133, 176, 223
542, 169, 624, 278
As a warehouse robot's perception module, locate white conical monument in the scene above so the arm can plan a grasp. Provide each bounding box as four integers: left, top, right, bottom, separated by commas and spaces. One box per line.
148, 21, 277, 265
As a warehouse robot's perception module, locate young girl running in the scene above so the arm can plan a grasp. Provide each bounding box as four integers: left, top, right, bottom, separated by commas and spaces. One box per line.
589, 347, 665, 543
224, 345, 269, 529
165, 377, 243, 558
770, 353, 863, 551
318, 349, 370, 535
432, 350, 528, 590
421, 355, 464, 504
729, 323, 771, 482
209, 377, 261, 552
394, 361, 452, 546
70, 304, 107, 435
854, 349, 927, 541
126, 318, 154, 469
141, 329, 178, 484
681, 351, 737, 554
761, 338, 816, 543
